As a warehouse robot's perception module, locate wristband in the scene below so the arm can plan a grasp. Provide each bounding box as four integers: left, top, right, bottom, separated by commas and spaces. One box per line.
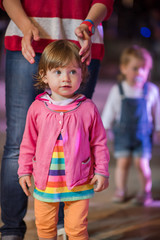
84, 19, 94, 25
80, 19, 95, 36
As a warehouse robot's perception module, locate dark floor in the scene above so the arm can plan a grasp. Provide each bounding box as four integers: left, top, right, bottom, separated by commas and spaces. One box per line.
1, 81, 160, 240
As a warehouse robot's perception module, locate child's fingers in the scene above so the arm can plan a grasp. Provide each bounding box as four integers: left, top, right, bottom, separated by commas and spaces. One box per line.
90, 176, 97, 185
90, 176, 101, 192
22, 182, 31, 196
19, 177, 31, 196
26, 177, 32, 188
94, 181, 102, 192
90, 175, 109, 192
94, 178, 109, 192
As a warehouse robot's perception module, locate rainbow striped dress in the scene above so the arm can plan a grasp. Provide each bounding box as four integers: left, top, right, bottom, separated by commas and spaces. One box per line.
33, 94, 94, 202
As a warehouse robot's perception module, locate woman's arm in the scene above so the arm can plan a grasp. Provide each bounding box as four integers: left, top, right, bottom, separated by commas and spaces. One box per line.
3, 0, 40, 64
75, 3, 108, 65
85, 3, 107, 27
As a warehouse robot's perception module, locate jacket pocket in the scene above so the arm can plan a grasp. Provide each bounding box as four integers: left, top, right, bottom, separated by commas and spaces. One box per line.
32, 156, 36, 162
82, 157, 91, 165
81, 157, 91, 177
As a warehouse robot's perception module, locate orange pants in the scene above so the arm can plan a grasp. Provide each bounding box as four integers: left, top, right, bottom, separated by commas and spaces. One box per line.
34, 198, 89, 240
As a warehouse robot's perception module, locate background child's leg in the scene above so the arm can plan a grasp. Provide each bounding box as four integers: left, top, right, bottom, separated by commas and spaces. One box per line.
34, 199, 59, 239
64, 199, 89, 240
133, 157, 152, 205
115, 156, 132, 191
113, 156, 132, 202
134, 157, 152, 193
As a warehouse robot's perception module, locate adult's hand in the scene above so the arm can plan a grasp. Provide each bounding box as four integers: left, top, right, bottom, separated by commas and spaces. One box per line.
3, 0, 40, 64
75, 25, 92, 66
21, 22, 40, 64
75, 3, 108, 65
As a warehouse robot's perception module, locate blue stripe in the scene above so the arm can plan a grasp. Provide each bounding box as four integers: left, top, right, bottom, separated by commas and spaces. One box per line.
58, 134, 62, 140
34, 189, 94, 200
49, 169, 65, 176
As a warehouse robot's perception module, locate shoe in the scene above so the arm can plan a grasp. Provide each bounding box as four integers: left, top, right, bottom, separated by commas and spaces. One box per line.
112, 189, 126, 203
1, 236, 23, 240
131, 192, 153, 206
57, 226, 67, 240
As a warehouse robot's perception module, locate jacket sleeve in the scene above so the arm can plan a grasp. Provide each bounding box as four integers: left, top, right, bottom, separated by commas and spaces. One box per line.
18, 103, 38, 177
89, 103, 110, 177
91, 0, 114, 20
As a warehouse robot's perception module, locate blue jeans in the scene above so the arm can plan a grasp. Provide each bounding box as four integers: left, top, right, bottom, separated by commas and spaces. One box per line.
0, 51, 41, 237
80, 59, 100, 99
0, 50, 100, 237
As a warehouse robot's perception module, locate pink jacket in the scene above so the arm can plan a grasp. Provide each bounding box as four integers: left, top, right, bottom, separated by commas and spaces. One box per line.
18, 95, 110, 190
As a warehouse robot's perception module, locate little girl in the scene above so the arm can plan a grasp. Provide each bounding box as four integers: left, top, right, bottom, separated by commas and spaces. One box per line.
18, 40, 110, 240
102, 45, 160, 205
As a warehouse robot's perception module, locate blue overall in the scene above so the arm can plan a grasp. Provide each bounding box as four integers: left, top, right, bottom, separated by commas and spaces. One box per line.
113, 83, 153, 159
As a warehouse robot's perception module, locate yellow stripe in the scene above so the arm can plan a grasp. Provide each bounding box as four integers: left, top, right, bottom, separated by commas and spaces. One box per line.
52, 152, 64, 158
36, 184, 94, 194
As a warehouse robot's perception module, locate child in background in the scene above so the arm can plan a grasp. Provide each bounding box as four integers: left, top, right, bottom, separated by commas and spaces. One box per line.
18, 40, 110, 240
102, 45, 160, 205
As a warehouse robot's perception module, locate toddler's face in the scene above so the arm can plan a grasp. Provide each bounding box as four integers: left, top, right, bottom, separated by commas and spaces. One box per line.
43, 59, 82, 101
120, 56, 150, 87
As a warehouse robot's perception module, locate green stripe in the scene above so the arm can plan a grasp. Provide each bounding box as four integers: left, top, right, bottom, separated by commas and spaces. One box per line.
50, 163, 65, 170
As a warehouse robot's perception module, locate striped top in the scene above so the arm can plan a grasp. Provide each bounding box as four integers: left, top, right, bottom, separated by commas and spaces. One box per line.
0, 0, 113, 60
33, 94, 94, 202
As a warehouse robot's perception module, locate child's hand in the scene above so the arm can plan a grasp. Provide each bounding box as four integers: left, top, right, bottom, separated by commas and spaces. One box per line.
90, 175, 109, 192
19, 175, 32, 196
